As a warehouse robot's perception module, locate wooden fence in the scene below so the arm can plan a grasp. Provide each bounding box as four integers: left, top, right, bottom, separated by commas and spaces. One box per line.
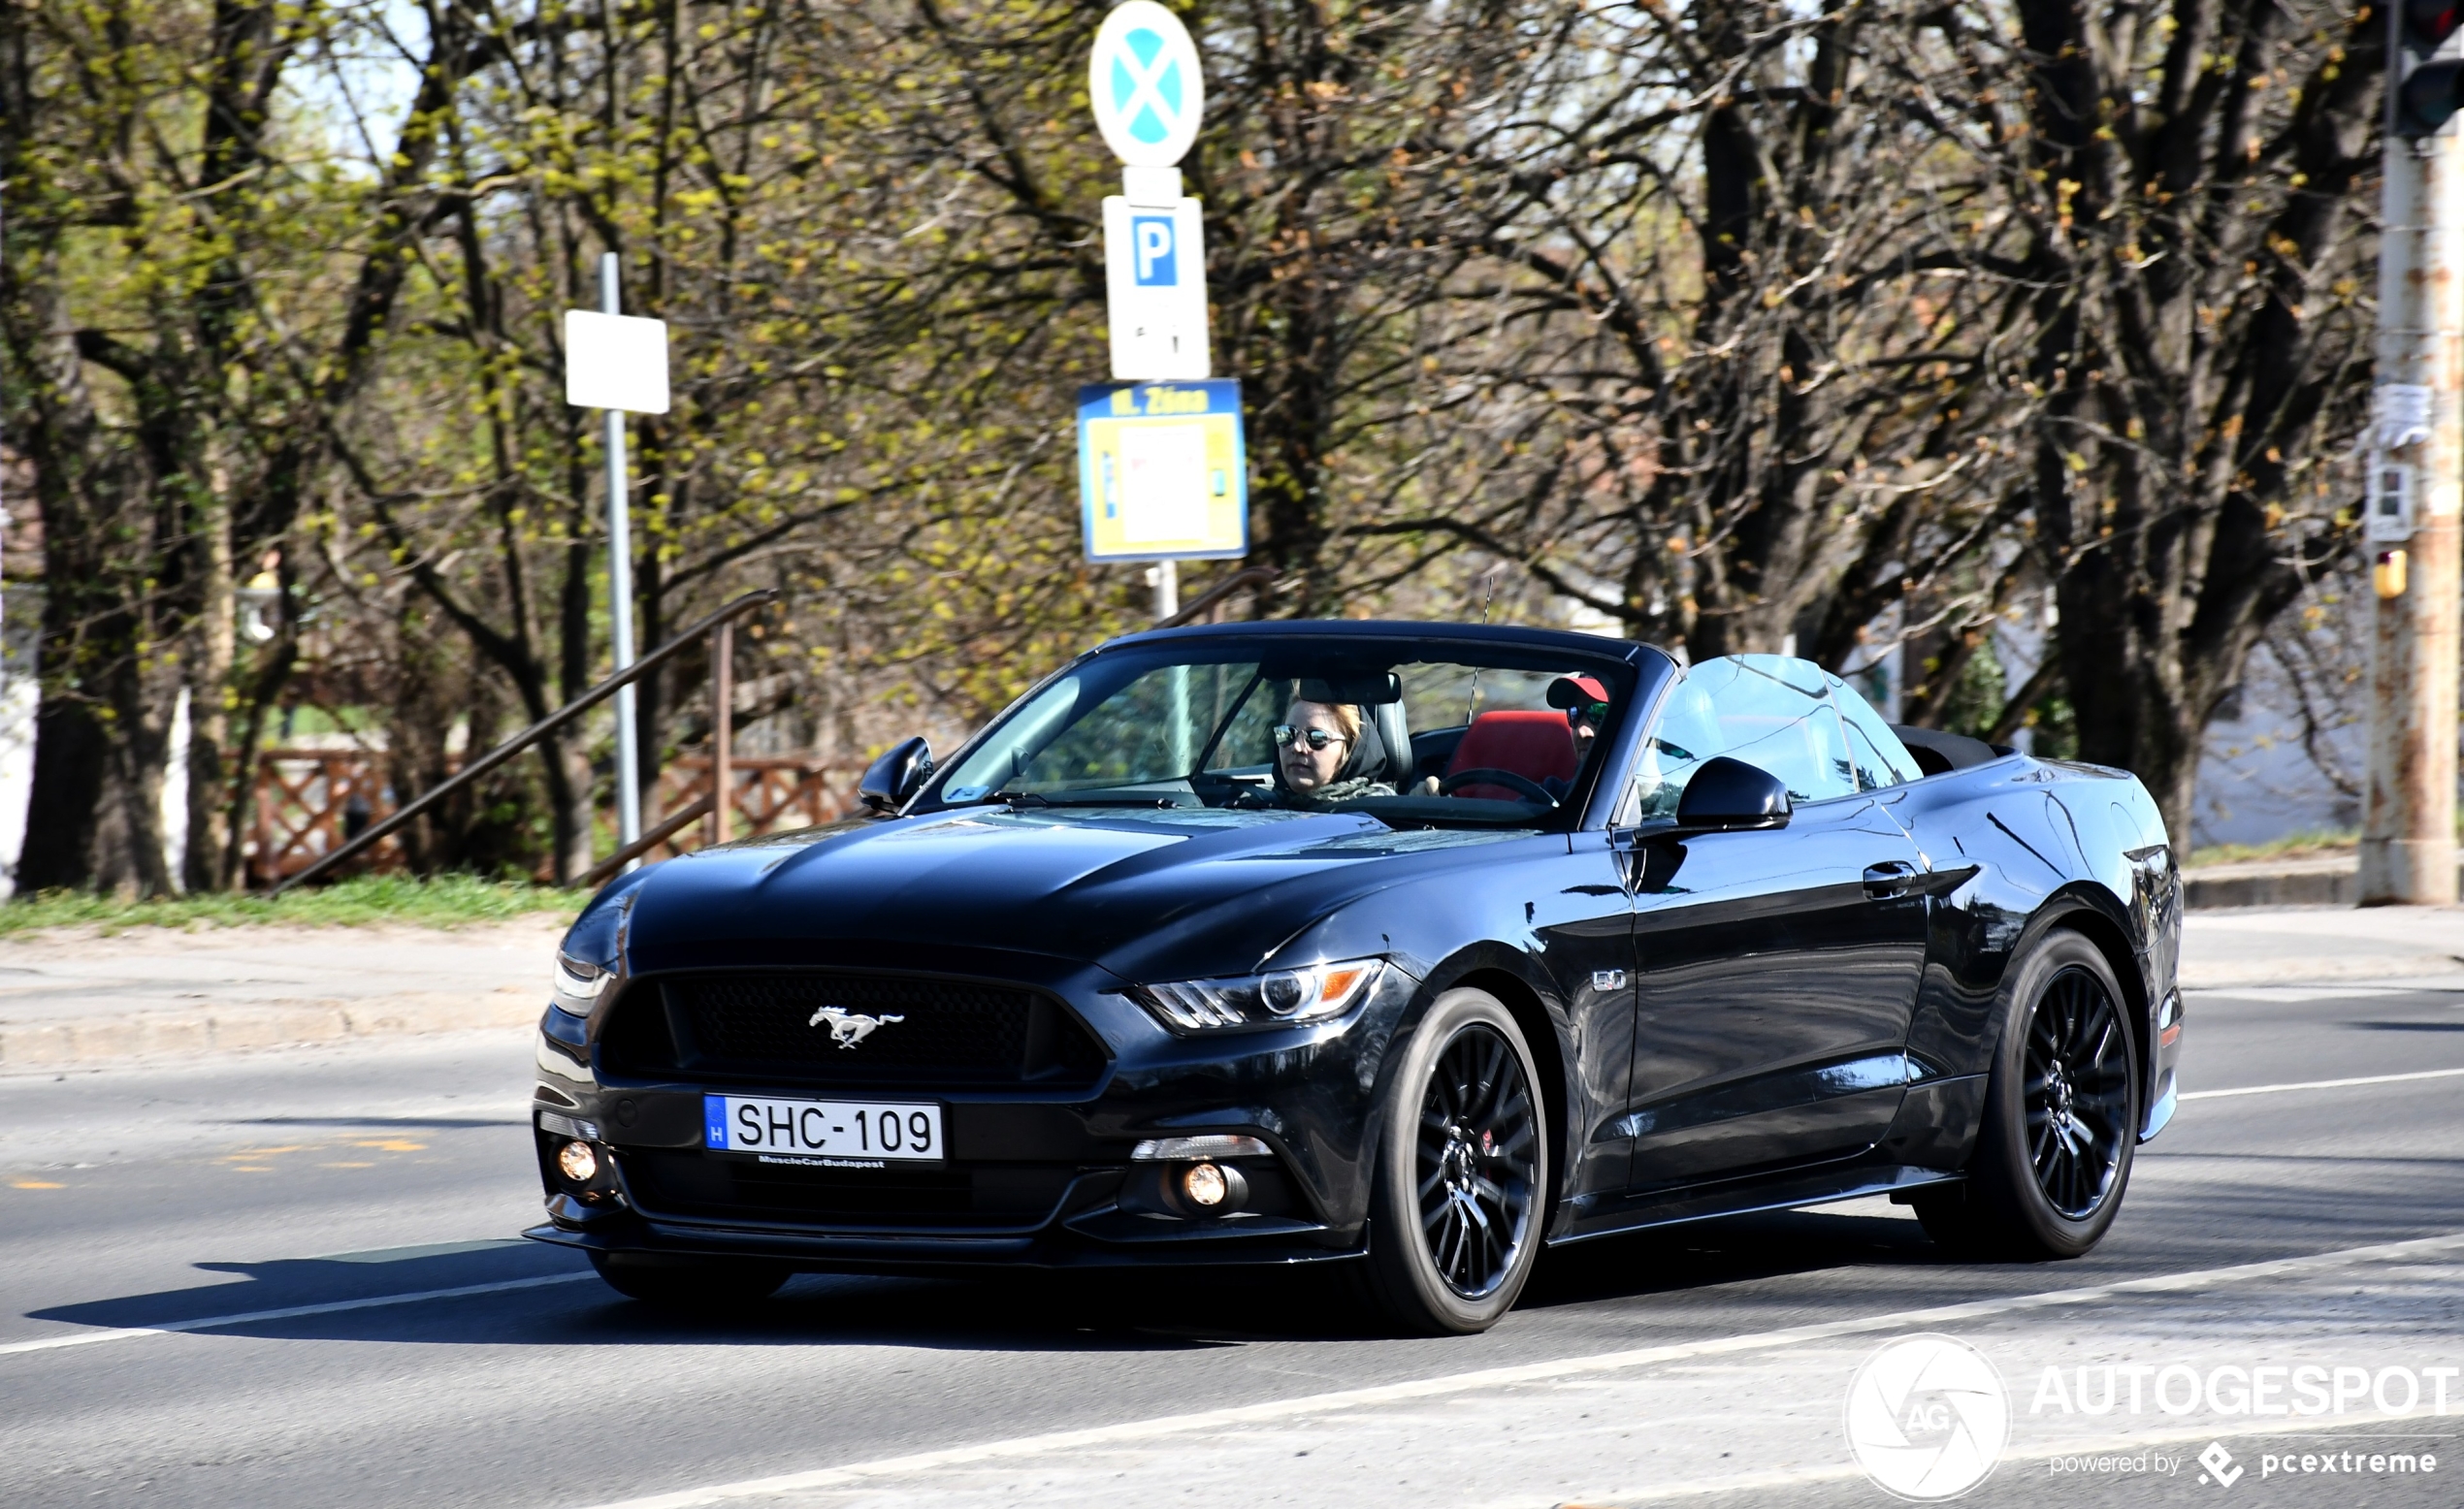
246, 748, 855, 886
648, 755, 860, 858
248, 749, 405, 886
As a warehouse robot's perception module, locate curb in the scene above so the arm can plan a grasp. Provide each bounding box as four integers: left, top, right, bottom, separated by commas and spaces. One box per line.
2174, 856, 2458, 911
2185, 866, 2357, 910
0, 989, 543, 1072
2180, 958, 2464, 989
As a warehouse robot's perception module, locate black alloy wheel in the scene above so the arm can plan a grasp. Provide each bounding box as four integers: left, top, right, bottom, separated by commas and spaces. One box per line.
1361, 987, 1550, 1333
1418, 1024, 1540, 1299
2024, 964, 2132, 1218
1915, 929, 2141, 1261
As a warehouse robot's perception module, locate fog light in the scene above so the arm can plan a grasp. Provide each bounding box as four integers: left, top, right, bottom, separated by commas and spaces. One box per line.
558, 1140, 600, 1183
1183, 1161, 1227, 1207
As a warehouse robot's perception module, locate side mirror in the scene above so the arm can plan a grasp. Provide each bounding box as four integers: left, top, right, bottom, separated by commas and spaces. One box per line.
1672, 756, 1792, 833
859, 736, 933, 815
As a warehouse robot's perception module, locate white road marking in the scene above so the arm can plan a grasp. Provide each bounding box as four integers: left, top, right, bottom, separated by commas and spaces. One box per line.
562, 1231, 2464, 1509
0, 1270, 594, 1358
2182, 1065, 2464, 1102
2189, 981, 2462, 1003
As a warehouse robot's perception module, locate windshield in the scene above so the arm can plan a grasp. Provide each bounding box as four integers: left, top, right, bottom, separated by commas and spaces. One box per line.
928, 640, 1637, 827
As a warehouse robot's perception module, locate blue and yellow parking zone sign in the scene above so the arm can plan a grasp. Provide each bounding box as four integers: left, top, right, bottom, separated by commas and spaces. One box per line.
1076, 380, 1248, 562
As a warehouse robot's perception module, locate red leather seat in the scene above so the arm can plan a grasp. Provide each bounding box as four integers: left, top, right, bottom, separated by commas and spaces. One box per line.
1445, 711, 1576, 801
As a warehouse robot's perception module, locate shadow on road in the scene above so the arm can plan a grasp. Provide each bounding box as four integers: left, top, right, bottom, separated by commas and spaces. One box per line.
220, 1114, 528, 1129
1523, 1206, 1946, 1312
22, 1238, 1362, 1351
23, 1207, 1977, 1355
36, 1151, 2464, 1356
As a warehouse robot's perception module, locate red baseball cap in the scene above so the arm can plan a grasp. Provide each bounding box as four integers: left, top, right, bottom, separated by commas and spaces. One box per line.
1547, 674, 1610, 711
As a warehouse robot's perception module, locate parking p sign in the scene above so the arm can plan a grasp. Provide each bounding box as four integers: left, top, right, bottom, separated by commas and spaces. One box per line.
1103, 197, 1208, 380
1132, 216, 1177, 285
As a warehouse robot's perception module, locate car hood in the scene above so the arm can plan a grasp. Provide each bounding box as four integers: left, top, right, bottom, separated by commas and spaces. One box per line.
615, 806, 1536, 980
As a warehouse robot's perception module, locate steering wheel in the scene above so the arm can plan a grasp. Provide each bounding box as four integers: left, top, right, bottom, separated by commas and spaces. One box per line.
1439, 768, 1560, 807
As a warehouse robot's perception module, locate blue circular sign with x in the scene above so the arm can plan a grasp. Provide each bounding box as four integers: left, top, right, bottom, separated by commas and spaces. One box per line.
1089, 2, 1204, 168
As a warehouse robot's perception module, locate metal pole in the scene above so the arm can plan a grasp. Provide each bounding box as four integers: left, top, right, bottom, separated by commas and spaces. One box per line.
2362, 130, 2464, 906
1152, 559, 1179, 622
600, 252, 643, 859
710, 621, 733, 847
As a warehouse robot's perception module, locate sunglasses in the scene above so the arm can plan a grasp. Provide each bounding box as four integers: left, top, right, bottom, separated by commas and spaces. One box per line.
1570, 701, 1610, 724
1272, 724, 1349, 753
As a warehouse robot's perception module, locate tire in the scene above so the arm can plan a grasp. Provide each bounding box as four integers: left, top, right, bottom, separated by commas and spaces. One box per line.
588, 1251, 791, 1309
1916, 930, 2141, 1261
1358, 987, 1550, 1334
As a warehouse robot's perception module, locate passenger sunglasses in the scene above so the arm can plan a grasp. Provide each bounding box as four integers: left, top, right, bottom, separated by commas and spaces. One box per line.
1569, 700, 1610, 724
1272, 724, 1349, 752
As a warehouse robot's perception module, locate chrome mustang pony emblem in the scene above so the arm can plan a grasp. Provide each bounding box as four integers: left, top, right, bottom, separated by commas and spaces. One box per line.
808, 1006, 905, 1049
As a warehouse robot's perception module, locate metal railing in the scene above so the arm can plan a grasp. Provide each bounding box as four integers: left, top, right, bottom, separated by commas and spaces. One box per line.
1154, 566, 1275, 628
273, 590, 779, 894
277, 565, 1271, 895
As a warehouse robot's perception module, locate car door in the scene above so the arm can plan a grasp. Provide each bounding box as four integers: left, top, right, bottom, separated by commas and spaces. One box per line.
1616, 656, 1930, 1191
1534, 828, 1643, 1205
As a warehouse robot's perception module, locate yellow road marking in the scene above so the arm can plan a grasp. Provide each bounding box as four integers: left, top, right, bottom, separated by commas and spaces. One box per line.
351, 1140, 428, 1153
320, 1161, 375, 1169
11, 1180, 63, 1190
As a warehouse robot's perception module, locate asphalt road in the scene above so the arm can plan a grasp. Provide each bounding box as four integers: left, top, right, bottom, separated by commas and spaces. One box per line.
3, 977, 2461, 1508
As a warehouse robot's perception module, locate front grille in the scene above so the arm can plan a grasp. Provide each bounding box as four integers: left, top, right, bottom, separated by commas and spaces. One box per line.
618, 1149, 1091, 1230
600, 970, 1109, 1091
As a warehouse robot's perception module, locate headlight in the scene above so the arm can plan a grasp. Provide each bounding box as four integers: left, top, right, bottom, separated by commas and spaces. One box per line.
1136, 958, 1384, 1032
550, 952, 613, 1016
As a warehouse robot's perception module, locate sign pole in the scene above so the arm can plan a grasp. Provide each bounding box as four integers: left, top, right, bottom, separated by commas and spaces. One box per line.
600, 252, 643, 858
1083, 1, 1243, 617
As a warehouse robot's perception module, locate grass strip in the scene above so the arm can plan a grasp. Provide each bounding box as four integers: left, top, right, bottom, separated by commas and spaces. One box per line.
0, 874, 584, 937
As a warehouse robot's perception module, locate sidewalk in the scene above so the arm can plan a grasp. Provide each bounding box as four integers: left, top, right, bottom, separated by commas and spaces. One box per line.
0, 904, 2455, 1072
2177, 904, 2464, 989
0, 918, 563, 1072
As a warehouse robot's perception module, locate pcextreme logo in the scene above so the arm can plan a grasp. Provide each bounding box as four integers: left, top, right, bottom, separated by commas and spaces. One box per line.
2198, 1442, 2246, 1488
1845, 1334, 2012, 1500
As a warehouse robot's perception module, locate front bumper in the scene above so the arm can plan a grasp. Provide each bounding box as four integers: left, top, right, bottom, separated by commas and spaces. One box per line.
525, 951, 1417, 1272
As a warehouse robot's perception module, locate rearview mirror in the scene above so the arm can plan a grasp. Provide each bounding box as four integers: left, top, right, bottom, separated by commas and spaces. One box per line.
859, 736, 933, 815
1673, 756, 1791, 832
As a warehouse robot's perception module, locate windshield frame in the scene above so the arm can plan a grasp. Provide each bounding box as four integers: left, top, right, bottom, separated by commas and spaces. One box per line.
910, 625, 1671, 833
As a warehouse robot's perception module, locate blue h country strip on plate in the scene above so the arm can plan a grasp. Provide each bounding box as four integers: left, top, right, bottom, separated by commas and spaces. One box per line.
703, 1095, 729, 1149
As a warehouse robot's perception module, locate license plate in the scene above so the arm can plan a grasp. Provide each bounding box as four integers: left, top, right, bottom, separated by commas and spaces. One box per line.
702, 1095, 944, 1166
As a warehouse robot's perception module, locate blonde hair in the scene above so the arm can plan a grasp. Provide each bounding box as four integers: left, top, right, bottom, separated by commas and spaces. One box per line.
1286, 697, 1363, 746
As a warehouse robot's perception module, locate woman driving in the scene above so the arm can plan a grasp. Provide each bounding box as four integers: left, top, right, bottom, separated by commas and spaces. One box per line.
1273, 696, 1398, 804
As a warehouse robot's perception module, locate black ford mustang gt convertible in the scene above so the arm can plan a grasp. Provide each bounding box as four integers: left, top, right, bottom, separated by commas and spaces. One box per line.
527, 620, 2182, 1334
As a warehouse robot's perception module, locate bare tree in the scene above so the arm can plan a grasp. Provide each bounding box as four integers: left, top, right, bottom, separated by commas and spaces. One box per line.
1988, 0, 2380, 838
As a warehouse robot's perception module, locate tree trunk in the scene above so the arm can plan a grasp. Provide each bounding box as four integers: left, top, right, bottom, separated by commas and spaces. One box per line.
16, 649, 107, 894
2053, 575, 2205, 845
95, 649, 178, 897
184, 473, 237, 890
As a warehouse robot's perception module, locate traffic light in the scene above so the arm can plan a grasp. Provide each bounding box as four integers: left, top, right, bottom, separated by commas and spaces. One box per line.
2395, 0, 2464, 138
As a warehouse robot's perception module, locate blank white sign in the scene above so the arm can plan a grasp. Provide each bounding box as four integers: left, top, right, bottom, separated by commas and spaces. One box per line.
1118, 420, 1211, 544
564, 310, 670, 414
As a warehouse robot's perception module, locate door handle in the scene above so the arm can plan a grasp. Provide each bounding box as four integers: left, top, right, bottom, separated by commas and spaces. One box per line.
1862, 860, 1920, 899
